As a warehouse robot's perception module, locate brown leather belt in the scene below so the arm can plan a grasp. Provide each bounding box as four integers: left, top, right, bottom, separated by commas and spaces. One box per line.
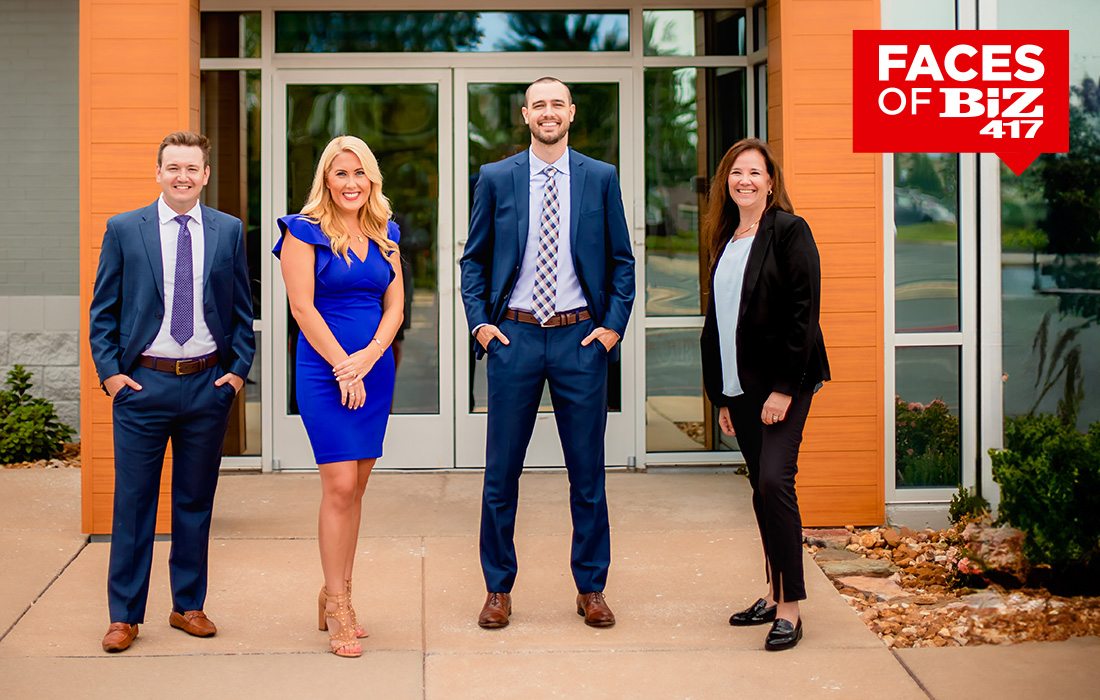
139, 352, 219, 376
504, 308, 591, 327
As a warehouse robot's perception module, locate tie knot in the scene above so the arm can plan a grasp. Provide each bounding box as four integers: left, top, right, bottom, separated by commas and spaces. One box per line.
174, 214, 191, 228
543, 166, 557, 180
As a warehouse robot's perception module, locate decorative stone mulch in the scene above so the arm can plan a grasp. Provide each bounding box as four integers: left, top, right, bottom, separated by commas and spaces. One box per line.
2, 442, 80, 469
805, 525, 1100, 648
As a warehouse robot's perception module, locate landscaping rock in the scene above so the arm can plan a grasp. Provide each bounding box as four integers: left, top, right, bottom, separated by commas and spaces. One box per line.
810, 521, 1100, 650
859, 532, 881, 549
802, 528, 851, 549
814, 547, 861, 562
837, 574, 908, 601
882, 527, 902, 548
820, 557, 897, 578
962, 522, 1029, 586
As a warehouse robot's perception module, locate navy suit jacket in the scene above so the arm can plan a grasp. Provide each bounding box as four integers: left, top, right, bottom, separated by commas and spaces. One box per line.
89, 201, 256, 386
459, 148, 635, 361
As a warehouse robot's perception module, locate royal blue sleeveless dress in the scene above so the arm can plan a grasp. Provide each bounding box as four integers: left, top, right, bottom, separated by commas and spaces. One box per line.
273, 215, 399, 463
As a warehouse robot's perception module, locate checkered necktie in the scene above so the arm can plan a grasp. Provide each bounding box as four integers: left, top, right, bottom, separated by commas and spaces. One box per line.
531, 166, 560, 325
170, 214, 194, 346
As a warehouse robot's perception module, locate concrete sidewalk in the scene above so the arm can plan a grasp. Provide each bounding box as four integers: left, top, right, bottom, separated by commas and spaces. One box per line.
0, 468, 1095, 699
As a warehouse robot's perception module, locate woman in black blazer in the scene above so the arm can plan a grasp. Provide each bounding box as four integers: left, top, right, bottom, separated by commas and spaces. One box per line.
700, 139, 830, 651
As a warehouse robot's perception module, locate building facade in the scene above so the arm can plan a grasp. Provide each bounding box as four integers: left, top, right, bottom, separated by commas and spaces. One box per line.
1, 1, 1094, 534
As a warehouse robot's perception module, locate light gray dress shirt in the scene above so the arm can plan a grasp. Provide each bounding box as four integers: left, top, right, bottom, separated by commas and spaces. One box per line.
507, 149, 586, 314
714, 235, 755, 398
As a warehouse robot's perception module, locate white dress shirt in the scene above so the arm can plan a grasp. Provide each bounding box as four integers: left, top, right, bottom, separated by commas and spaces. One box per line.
144, 196, 218, 359
508, 149, 586, 314
714, 235, 755, 398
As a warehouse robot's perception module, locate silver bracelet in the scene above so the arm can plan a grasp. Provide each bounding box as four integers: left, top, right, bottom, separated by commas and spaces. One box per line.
371, 337, 385, 353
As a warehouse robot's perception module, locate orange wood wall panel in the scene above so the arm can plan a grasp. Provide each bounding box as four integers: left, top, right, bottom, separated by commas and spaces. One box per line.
798, 485, 883, 526
80, 0, 199, 534
818, 242, 876, 279
770, 0, 884, 525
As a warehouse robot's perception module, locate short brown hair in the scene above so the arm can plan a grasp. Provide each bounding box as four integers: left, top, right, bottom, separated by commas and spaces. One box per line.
525, 76, 572, 105
157, 131, 211, 167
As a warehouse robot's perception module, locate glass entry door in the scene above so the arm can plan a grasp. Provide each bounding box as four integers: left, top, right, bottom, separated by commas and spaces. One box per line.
453, 68, 638, 468
272, 69, 454, 468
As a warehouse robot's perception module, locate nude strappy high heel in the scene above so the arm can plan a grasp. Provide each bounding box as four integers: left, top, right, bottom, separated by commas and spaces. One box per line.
345, 579, 368, 638
318, 588, 361, 658
318, 584, 367, 638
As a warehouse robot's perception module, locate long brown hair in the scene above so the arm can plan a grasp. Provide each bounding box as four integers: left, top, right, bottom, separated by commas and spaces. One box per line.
702, 139, 794, 272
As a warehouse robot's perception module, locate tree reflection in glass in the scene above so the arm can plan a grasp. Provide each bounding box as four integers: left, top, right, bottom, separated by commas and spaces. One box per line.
285, 84, 441, 415
465, 82, 621, 414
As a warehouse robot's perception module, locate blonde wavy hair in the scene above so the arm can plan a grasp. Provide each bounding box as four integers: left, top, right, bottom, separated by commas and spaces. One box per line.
300, 135, 397, 264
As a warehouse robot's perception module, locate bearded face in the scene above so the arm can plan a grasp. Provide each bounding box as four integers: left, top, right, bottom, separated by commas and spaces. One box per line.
522, 80, 575, 147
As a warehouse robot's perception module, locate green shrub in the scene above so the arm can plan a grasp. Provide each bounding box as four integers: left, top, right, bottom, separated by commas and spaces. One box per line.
0, 365, 74, 463
949, 486, 990, 524
991, 414, 1100, 570
895, 397, 960, 487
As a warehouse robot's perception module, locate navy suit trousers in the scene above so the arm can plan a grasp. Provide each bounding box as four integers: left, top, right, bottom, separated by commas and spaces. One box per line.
107, 364, 236, 623
480, 317, 611, 594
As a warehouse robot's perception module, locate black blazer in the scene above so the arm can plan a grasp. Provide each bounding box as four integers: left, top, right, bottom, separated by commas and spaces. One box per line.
700, 208, 830, 407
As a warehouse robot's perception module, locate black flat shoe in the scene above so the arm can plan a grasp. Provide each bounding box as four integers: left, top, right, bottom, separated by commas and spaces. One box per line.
765, 617, 803, 651
729, 598, 777, 626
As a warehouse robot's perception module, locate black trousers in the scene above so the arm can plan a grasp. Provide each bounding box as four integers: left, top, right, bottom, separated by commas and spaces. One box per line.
728, 388, 814, 603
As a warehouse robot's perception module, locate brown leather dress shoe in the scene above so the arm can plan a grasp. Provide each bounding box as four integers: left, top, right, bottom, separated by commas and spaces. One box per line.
577, 592, 616, 627
169, 610, 217, 637
478, 592, 512, 629
102, 622, 139, 653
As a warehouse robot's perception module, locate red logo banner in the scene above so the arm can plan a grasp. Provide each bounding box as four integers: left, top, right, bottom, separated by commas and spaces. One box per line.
853, 30, 1069, 175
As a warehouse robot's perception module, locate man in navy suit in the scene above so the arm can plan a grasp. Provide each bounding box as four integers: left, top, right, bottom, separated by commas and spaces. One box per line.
90, 131, 255, 652
460, 77, 635, 629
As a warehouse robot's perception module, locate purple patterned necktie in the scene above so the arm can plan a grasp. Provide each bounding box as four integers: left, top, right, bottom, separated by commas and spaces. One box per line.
170, 214, 194, 346
531, 166, 560, 325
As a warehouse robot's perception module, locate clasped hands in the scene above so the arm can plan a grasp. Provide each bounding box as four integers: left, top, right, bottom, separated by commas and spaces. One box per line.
332, 342, 385, 409
475, 324, 620, 352
717, 391, 793, 437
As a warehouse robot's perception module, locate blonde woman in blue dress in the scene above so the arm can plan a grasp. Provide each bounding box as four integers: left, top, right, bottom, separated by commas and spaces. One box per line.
274, 136, 403, 657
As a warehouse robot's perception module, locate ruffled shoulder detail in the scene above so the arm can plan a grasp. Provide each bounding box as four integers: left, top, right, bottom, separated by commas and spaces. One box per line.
273, 214, 336, 276
273, 214, 331, 258
384, 220, 401, 257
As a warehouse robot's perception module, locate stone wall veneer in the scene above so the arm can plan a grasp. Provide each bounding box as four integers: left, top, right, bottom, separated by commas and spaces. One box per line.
0, 331, 81, 438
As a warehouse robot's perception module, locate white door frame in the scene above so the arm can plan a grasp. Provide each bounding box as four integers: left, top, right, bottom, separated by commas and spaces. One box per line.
271, 67, 455, 469
452, 67, 638, 468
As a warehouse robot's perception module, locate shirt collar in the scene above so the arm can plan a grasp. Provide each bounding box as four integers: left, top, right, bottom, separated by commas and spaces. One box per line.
529, 148, 570, 178
158, 195, 203, 227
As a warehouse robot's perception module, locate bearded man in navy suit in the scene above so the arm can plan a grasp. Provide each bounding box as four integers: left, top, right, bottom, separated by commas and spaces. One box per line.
90, 131, 255, 652
460, 77, 635, 629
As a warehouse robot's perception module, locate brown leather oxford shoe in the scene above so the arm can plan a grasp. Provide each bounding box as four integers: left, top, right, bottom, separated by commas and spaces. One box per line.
169, 610, 217, 637
102, 622, 139, 653
576, 592, 616, 627
478, 592, 512, 629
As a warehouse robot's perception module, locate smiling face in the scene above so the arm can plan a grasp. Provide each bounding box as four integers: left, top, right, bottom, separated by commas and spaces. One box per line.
325, 150, 371, 215
522, 80, 575, 146
727, 148, 772, 212
156, 145, 210, 214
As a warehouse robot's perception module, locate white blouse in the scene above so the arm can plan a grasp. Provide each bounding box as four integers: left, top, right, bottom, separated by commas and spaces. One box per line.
714, 235, 755, 398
